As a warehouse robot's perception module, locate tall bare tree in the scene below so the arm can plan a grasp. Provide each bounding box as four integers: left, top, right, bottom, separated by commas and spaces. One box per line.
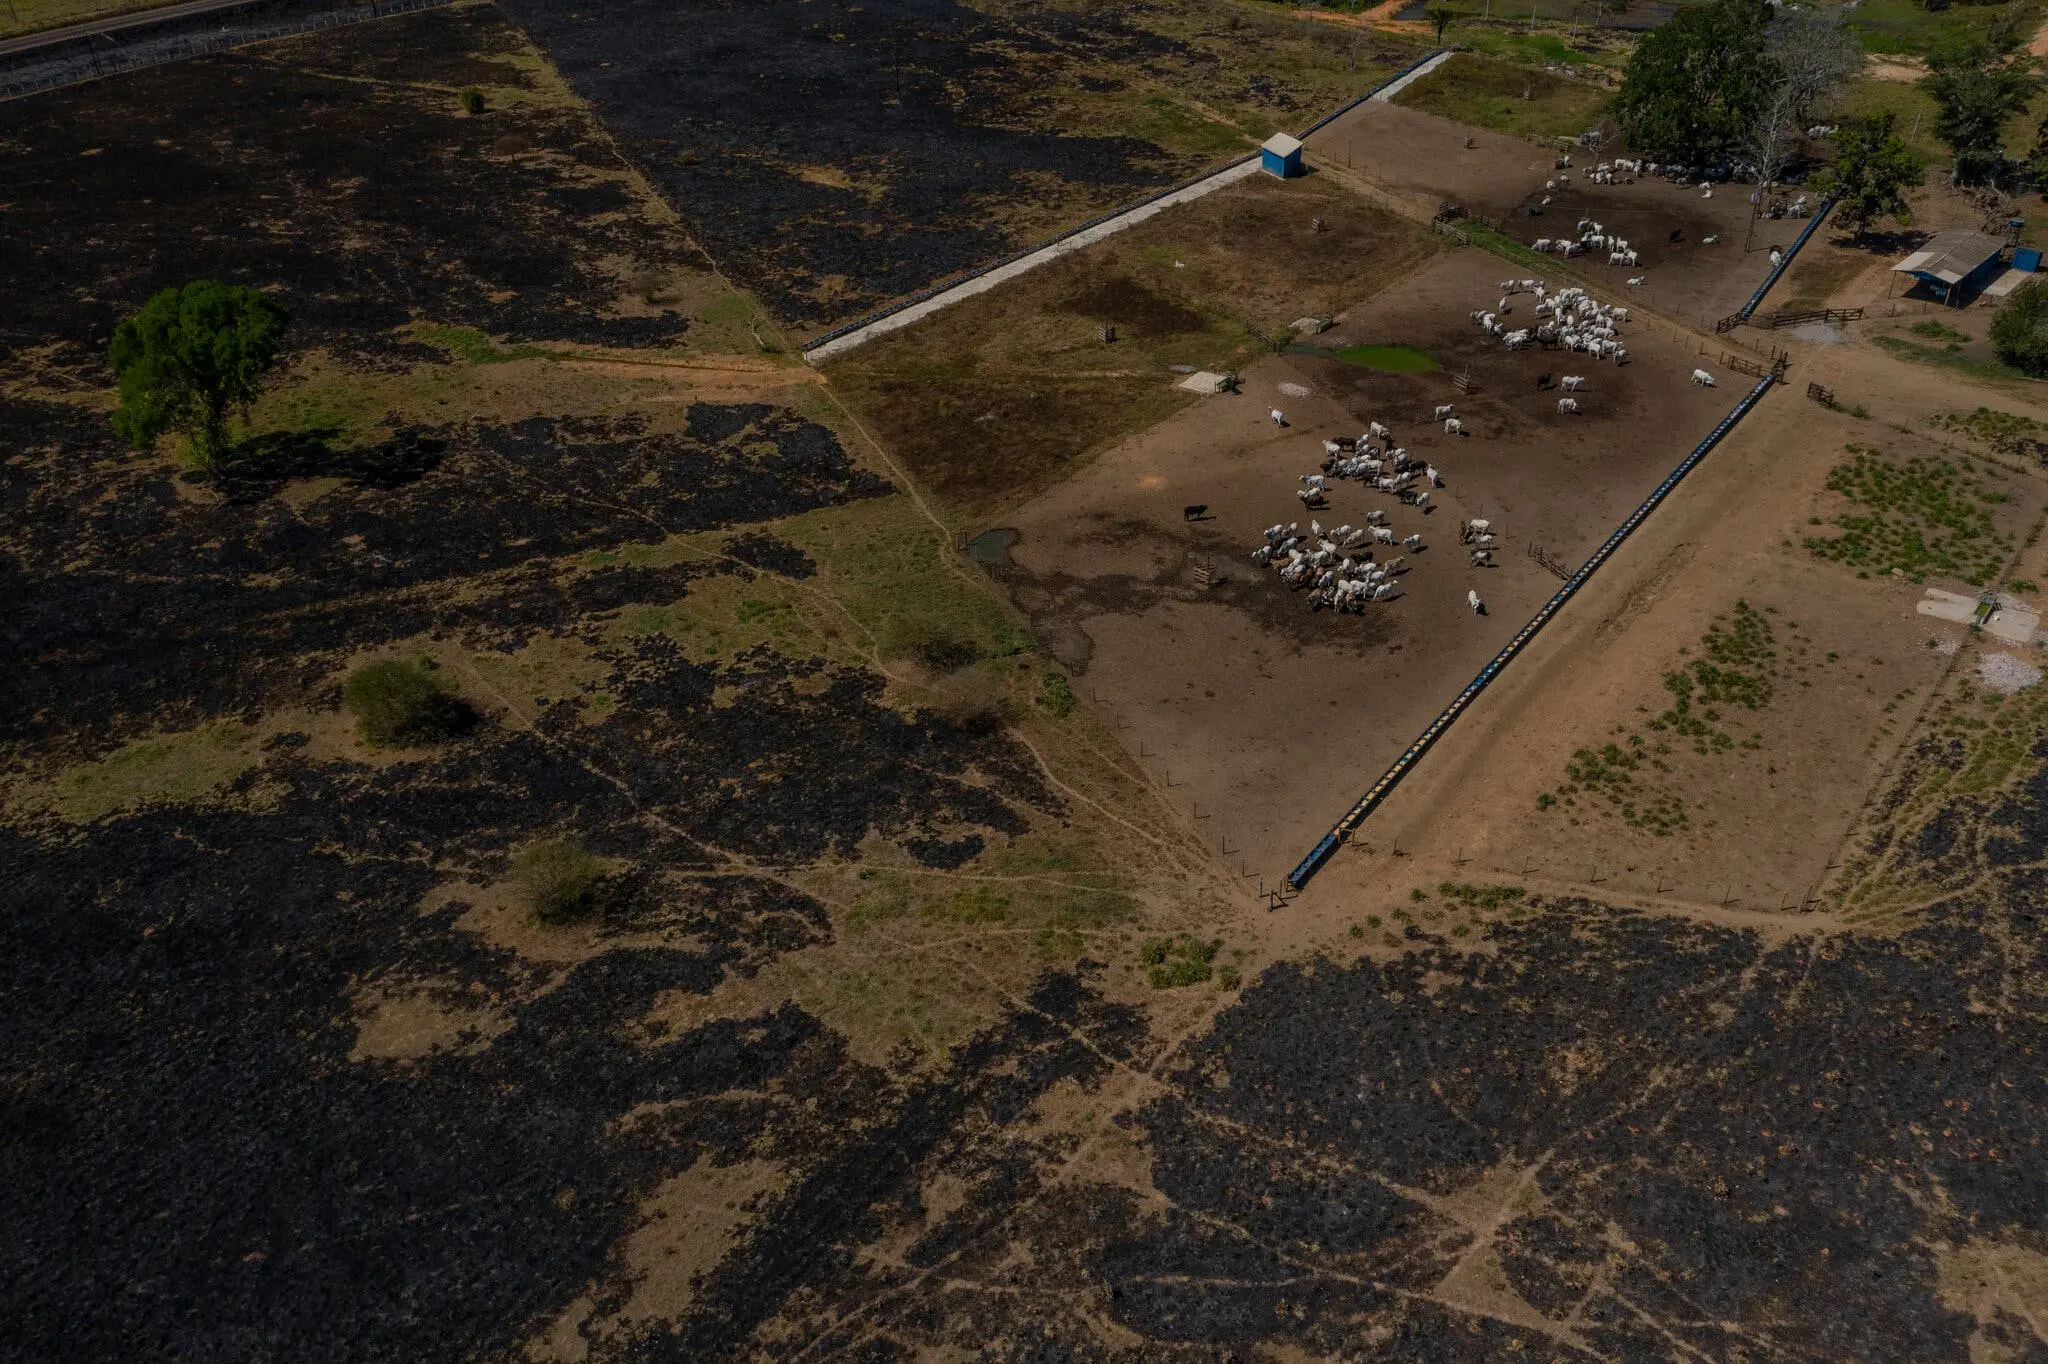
1738, 76, 1800, 191
1766, 6, 1862, 128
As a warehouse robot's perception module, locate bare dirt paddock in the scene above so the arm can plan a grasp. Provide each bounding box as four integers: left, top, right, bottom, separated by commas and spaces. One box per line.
994, 246, 1742, 877
1308, 99, 1813, 328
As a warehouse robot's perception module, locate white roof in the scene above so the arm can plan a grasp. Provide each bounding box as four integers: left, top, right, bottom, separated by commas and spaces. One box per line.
1985, 267, 2031, 297
1892, 230, 2005, 284
1262, 132, 1303, 157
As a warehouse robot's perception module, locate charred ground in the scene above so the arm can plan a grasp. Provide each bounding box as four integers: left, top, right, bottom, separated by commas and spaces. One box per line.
495, 0, 1420, 329
0, 3, 705, 374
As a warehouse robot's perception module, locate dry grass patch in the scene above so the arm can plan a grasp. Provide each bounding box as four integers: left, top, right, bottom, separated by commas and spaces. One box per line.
1391, 52, 1611, 145
827, 173, 1438, 514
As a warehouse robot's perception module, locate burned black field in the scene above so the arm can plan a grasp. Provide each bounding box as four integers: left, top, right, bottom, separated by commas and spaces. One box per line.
0, 4, 700, 373
7, 0, 2048, 1358
0, 389, 1088, 1357
494, 0, 1413, 329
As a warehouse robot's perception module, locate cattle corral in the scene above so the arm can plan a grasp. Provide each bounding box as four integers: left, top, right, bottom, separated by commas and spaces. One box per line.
993, 248, 1742, 872
1304, 98, 1816, 327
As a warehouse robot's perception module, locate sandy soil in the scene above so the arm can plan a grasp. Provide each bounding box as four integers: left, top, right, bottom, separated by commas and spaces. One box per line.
1297, 323, 2048, 924
995, 247, 1742, 880
1303, 100, 1814, 327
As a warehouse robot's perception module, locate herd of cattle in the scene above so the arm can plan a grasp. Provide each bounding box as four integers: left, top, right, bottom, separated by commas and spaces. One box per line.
1246, 409, 1501, 615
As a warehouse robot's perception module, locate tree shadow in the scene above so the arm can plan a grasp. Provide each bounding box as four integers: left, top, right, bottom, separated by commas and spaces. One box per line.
215, 427, 449, 502
1829, 227, 1931, 257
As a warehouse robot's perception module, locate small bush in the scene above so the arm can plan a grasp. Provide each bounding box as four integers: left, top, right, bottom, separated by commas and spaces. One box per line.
924, 670, 1010, 735
884, 616, 979, 673
1437, 881, 1527, 911
1142, 934, 1218, 988
460, 88, 486, 115
342, 660, 477, 747
1036, 670, 1076, 718
513, 837, 603, 925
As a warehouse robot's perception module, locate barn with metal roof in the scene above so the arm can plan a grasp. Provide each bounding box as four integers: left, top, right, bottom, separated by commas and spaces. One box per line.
1891, 230, 2009, 306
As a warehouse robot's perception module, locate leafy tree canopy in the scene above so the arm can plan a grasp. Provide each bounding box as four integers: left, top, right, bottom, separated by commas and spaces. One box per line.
1815, 112, 1925, 236
1921, 8, 2039, 185
1612, 0, 1778, 164
108, 280, 291, 476
1991, 277, 2048, 375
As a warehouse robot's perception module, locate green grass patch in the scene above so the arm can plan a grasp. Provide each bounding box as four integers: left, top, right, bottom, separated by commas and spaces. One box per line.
1036, 670, 1077, 718
1436, 881, 1526, 911
1911, 319, 1968, 343
772, 493, 1032, 664
1842, 0, 2016, 56
1538, 601, 1826, 836
28, 722, 267, 821
1391, 51, 1610, 144
409, 324, 550, 366
1872, 334, 2033, 385
1333, 343, 1438, 372
1936, 405, 2048, 457
1805, 443, 2016, 586
1457, 218, 1559, 274
1141, 933, 1220, 988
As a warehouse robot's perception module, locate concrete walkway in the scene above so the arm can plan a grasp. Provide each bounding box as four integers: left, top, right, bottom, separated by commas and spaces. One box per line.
804, 159, 1263, 364
0, 0, 255, 59
1369, 47, 1451, 102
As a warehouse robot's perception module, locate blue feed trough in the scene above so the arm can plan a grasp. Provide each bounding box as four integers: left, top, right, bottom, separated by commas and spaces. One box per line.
1261, 132, 1303, 178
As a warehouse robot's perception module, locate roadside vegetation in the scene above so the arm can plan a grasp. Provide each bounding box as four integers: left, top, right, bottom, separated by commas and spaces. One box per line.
1804, 443, 2016, 585
1936, 405, 2048, 460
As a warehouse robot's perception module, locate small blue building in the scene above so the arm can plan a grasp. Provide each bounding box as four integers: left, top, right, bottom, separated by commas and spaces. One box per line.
1261, 132, 1303, 179
1891, 230, 2008, 307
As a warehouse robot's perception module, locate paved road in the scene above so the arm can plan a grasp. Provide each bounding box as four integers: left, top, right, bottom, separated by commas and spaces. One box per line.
0, 0, 256, 60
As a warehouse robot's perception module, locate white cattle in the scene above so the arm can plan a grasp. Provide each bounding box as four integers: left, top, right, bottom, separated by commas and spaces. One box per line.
1270, 408, 1286, 426
1444, 417, 1463, 435
1557, 397, 1580, 414
1560, 375, 1586, 391
1435, 403, 1455, 420
1468, 589, 1484, 614
1691, 368, 1715, 387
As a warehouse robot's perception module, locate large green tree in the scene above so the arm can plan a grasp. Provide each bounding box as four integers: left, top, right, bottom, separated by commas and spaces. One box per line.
1991, 277, 2048, 374
108, 280, 291, 477
1921, 9, 2039, 186
1612, 0, 1778, 164
1815, 113, 1925, 237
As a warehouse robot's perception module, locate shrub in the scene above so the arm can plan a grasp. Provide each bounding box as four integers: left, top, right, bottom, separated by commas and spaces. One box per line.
1036, 670, 1076, 718
883, 615, 979, 673
1142, 934, 1218, 988
460, 88, 486, 115
512, 838, 604, 925
341, 660, 477, 746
